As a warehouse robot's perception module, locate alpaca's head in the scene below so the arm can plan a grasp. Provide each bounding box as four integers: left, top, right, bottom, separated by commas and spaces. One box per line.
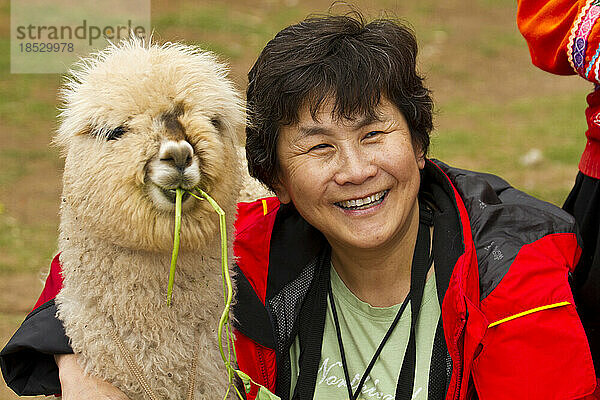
56, 38, 244, 252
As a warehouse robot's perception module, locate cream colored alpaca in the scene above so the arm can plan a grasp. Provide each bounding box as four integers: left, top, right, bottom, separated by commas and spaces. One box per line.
54, 38, 247, 399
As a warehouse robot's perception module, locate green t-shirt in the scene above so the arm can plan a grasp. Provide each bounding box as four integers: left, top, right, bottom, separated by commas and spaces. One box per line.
289, 265, 441, 400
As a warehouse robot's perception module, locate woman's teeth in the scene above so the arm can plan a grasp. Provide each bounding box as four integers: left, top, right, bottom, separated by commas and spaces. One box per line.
336, 190, 388, 210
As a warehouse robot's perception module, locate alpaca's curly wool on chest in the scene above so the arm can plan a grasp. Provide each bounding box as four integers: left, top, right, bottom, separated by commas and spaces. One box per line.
56, 234, 232, 400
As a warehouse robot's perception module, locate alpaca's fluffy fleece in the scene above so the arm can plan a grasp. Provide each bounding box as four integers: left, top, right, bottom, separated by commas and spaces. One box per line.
54, 37, 245, 399
236, 146, 272, 202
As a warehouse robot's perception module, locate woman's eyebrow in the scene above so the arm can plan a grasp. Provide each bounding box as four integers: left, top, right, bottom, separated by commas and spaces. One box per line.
352, 115, 382, 129
296, 115, 382, 138
297, 125, 328, 137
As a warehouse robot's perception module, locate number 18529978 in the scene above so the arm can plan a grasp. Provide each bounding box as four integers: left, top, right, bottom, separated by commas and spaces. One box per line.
19, 42, 74, 52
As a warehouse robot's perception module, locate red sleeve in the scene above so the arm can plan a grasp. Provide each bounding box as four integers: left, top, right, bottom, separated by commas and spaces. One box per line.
473, 233, 597, 399
32, 253, 64, 310
517, 0, 600, 82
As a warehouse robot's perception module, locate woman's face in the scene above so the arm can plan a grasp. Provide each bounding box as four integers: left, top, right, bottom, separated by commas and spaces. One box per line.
275, 97, 425, 254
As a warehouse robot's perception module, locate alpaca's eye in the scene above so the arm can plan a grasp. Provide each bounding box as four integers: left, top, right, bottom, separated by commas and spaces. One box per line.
89, 125, 127, 141
210, 117, 222, 131
106, 125, 127, 141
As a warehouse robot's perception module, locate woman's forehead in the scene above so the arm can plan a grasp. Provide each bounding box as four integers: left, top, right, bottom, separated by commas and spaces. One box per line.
293, 97, 405, 129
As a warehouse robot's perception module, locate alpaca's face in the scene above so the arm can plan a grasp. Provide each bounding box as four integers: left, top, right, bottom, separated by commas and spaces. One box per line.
56, 41, 243, 252
142, 103, 206, 212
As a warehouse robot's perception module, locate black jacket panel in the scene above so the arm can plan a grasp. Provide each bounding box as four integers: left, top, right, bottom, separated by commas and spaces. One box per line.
0, 300, 71, 395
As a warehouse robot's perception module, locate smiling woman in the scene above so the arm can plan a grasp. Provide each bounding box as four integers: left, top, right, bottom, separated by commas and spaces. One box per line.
239, 12, 596, 400
275, 99, 424, 307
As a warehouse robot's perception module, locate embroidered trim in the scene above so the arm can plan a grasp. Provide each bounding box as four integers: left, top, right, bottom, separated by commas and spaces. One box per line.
488, 301, 571, 328
569, 0, 600, 78
568, 0, 593, 73
586, 42, 600, 77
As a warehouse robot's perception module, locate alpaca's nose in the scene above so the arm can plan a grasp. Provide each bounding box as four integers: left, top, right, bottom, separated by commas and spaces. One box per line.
158, 140, 194, 172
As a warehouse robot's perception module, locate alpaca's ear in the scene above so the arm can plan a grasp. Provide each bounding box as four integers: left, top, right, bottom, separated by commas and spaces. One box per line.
210, 114, 242, 144
221, 117, 245, 146
210, 117, 222, 132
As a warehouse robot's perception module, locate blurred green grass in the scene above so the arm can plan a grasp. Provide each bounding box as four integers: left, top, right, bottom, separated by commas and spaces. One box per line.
432, 92, 587, 201
433, 93, 587, 166
0, 1, 590, 278
0, 211, 57, 274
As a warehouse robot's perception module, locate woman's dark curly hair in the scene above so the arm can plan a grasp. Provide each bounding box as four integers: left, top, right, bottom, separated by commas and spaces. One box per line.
246, 12, 433, 191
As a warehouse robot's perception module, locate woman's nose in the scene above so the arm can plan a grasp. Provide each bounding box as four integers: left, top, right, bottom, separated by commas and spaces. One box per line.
333, 148, 377, 185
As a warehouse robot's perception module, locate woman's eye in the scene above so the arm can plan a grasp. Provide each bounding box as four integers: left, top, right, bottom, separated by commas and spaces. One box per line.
365, 130, 383, 139
309, 143, 331, 151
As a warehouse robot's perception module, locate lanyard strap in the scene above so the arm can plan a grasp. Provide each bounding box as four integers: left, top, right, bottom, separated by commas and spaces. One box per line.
396, 218, 433, 399
329, 280, 410, 400
329, 217, 433, 400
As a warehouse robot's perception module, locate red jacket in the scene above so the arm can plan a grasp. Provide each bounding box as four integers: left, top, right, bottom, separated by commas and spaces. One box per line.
517, 0, 600, 178
232, 160, 596, 399
0, 160, 597, 399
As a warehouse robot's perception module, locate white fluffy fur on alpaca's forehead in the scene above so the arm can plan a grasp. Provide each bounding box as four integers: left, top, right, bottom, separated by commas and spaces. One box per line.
55, 37, 244, 149
56, 37, 244, 253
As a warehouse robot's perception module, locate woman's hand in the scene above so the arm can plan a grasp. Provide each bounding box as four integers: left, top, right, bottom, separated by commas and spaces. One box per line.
55, 354, 130, 400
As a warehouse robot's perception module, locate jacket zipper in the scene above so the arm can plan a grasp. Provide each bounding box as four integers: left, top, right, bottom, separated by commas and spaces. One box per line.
452, 320, 466, 400
256, 345, 270, 390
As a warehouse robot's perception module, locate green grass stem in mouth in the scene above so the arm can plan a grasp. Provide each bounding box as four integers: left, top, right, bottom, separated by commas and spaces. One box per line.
186, 188, 246, 399
168, 187, 269, 399
166, 188, 183, 307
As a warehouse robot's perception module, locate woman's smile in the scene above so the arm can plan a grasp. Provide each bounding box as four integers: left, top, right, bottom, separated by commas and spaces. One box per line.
334, 189, 389, 211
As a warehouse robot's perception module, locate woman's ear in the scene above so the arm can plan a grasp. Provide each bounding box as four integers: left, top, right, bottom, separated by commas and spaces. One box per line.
273, 181, 291, 204
416, 149, 426, 170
